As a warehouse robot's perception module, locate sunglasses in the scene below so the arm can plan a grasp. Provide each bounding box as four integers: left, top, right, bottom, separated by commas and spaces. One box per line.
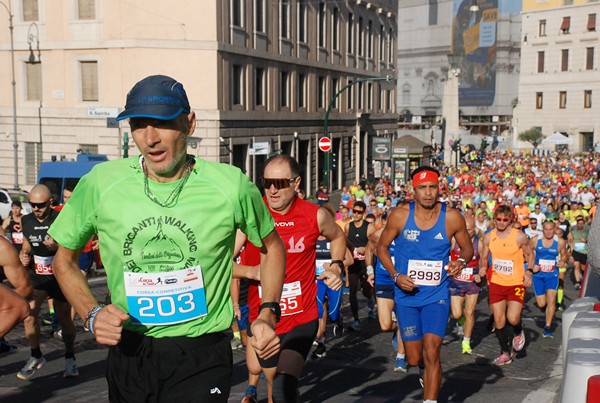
353, 210, 365, 214
495, 217, 511, 222
261, 177, 297, 190
30, 201, 49, 209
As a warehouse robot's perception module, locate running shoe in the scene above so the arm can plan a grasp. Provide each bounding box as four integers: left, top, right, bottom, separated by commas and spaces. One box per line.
63, 358, 79, 378
312, 342, 326, 358
558, 303, 566, 311
462, 340, 472, 355
349, 320, 361, 331
368, 309, 376, 320
512, 330, 526, 352
53, 329, 63, 339
574, 283, 581, 290
392, 332, 398, 351
0, 338, 16, 354
394, 356, 408, 373
543, 326, 553, 339
41, 312, 56, 326
492, 352, 513, 366
17, 356, 46, 380
333, 322, 344, 337
241, 385, 258, 403
231, 338, 243, 350
312, 339, 319, 346
418, 363, 425, 388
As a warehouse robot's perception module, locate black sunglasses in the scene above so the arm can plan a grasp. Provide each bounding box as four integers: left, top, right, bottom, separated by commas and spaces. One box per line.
261, 177, 297, 190
30, 201, 50, 209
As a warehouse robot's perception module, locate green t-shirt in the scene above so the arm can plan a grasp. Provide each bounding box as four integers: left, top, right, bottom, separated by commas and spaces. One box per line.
49, 156, 274, 338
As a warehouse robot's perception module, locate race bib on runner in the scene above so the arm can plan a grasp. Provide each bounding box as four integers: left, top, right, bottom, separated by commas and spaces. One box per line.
125, 266, 208, 326
34, 255, 54, 275
316, 259, 327, 276
259, 281, 303, 316
493, 259, 514, 275
456, 266, 474, 282
539, 259, 555, 273
407, 260, 443, 286
574, 242, 586, 252
11, 232, 23, 245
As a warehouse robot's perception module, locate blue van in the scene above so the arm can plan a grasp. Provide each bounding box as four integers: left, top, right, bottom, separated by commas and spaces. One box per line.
37, 154, 109, 203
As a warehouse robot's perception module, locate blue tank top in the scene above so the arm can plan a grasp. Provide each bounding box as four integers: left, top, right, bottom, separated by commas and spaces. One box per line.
393, 202, 451, 306
375, 240, 395, 286
534, 236, 559, 277
315, 238, 330, 276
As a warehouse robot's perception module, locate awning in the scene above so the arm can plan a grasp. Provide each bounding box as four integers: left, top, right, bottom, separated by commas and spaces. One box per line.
561, 16, 571, 31
588, 14, 596, 31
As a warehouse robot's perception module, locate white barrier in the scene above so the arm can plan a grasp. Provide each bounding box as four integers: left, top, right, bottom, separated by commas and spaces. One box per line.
562, 298, 600, 364
561, 351, 600, 403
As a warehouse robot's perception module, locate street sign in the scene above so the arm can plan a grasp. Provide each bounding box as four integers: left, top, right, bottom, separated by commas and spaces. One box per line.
319, 137, 332, 152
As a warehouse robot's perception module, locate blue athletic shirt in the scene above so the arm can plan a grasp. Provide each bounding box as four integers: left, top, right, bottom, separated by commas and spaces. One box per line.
393, 202, 451, 306
375, 240, 395, 286
534, 236, 559, 278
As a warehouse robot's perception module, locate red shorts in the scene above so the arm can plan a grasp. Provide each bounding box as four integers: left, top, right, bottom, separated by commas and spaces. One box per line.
489, 283, 526, 305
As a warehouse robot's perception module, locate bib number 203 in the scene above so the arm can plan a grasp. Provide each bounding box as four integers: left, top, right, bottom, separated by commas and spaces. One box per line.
138, 293, 195, 318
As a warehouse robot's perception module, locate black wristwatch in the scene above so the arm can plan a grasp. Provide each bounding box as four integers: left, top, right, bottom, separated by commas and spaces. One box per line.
259, 302, 281, 322
330, 260, 344, 271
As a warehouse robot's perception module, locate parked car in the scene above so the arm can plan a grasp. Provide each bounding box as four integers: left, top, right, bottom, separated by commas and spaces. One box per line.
0, 188, 32, 220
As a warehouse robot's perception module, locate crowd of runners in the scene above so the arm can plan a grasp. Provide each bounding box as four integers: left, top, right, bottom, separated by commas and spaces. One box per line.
0, 74, 597, 403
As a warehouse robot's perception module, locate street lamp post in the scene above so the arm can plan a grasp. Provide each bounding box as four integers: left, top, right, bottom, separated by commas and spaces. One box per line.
0, 0, 18, 189
442, 53, 461, 167
322, 71, 394, 190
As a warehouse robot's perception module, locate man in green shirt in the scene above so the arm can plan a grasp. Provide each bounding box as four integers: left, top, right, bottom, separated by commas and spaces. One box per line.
569, 215, 590, 290
50, 75, 285, 402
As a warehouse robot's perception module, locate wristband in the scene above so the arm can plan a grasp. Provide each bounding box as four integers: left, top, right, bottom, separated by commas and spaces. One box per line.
527, 268, 534, 274
457, 258, 467, 267
330, 260, 345, 271
84, 304, 105, 334
392, 272, 401, 283
366, 265, 374, 276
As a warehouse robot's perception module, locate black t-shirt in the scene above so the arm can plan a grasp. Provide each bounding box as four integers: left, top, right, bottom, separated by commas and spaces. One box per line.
22, 208, 60, 257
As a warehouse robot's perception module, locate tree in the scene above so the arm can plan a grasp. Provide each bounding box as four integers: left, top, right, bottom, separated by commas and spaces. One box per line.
518, 127, 545, 149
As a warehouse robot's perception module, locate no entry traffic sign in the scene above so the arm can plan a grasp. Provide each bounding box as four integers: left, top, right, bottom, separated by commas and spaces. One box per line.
319, 137, 332, 152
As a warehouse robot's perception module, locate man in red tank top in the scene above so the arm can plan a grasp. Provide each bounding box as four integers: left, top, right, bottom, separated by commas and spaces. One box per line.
240, 154, 346, 402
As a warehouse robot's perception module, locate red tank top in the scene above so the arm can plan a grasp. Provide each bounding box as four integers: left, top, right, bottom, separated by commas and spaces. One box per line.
248, 197, 320, 334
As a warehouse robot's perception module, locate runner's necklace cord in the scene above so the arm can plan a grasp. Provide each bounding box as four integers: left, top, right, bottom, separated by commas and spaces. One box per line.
142, 156, 193, 208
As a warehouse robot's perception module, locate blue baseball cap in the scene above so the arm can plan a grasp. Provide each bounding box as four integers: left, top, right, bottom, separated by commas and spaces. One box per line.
116, 75, 190, 121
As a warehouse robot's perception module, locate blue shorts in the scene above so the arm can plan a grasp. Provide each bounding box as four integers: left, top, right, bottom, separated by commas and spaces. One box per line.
395, 300, 450, 342
449, 279, 481, 297
316, 280, 342, 321
532, 274, 559, 296
235, 304, 249, 331
375, 284, 395, 300
78, 250, 95, 273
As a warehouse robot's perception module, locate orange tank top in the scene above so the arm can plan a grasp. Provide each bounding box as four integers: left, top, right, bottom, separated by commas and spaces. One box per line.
489, 228, 525, 286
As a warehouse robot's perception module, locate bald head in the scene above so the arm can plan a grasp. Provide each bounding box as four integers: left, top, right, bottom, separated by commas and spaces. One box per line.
30, 184, 52, 200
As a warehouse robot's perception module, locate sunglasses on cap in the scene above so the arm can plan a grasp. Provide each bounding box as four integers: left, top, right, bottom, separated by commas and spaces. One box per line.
30, 200, 50, 209
261, 177, 298, 190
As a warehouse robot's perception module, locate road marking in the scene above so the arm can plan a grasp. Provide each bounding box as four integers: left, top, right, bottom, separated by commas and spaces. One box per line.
522, 345, 562, 403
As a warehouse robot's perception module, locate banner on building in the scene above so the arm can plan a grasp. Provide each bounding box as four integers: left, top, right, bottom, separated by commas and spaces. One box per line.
372, 137, 392, 160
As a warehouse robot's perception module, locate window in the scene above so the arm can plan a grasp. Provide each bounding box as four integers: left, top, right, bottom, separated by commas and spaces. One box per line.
561, 49, 569, 71
402, 84, 410, 104
81, 61, 98, 102
255, 0, 265, 32
379, 24, 385, 61
255, 68, 265, 107
378, 86, 383, 111
318, 76, 326, 109
332, 7, 339, 51
388, 28, 394, 63
298, 74, 306, 109
25, 142, 42, 185
584, 90, 592, 108
318, 2, 326, 47
367, 82, 373, 110
429, 0, 438, 26
587, 47, 595, 70
26, 62, 42, 101
367, 20, 373, 59
347, 13, 354, 54
560, 16, 570, 34
332, 78, 339, 109
78, 0, 96, 20
280, 71, 289, 108
298, 1, 307, 43
280, 1, 290, 39
588, 14, 597, 32
232, 65, 244, 106
347, 77, 354, 110
538, 19, 546, 36
23, 0, 39, 21
358, 82, 364, 109
537, 51, 545, 73
79, 144, 98, 154
232, 0, 242, 26
559, 91, 567, 109
386, 89, 392, 112
358, 17, 363, 56
536, 92, 543, 109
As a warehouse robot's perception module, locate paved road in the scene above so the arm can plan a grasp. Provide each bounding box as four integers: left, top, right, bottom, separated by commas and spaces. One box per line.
1, 273, 576, 402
